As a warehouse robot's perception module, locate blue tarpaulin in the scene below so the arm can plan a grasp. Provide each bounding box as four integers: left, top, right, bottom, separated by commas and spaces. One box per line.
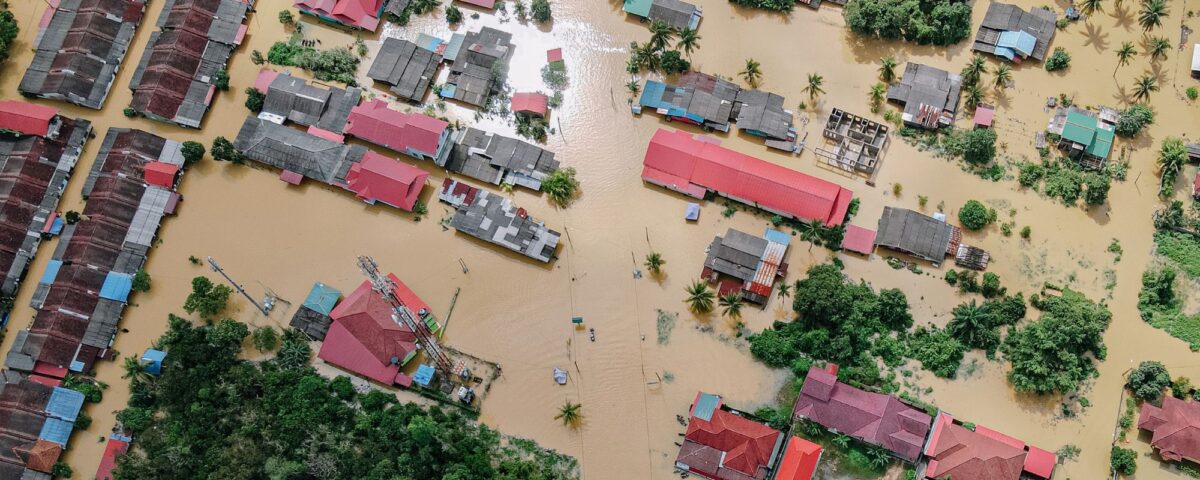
48, 217, 64, 235
141, 348, 167, 376
303, 282, 341, 316
99, 272, 133, 302
40, 260, 61, 285
39, 417, 73, 446
46, 387, 84, 422
763, 228, 791, 246
685, 203, 700, 221
439, 84, 457, 99
413, 364, 436, 387
997, 30, 1037, 57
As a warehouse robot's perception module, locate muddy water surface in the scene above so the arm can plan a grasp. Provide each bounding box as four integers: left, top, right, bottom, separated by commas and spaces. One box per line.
2, 0, 1200, 478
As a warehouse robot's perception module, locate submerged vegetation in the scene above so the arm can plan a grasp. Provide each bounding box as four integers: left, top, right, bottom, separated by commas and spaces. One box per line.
0, 8, 16, 68
843, 0, 972, 46
267, 39, 361, 85
1000, 288, 1111, 395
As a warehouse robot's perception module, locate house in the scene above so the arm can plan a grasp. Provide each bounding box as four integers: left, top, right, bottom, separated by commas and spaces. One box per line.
814, 108, 889, 174
675, 392, 784, 480
256, 70, 361, 133
0, 103, 91, 300
547, 48, 564, 65
624, 0, 702, 30
885, 63, 962, 129
445, 128, 559, 191
512, 92, 549, 118
234, 116, 368, 185
874, 207, 961, 265
923, 412, 1056, 480
733, 89, 796, 151
1139, 395, 1200, 464
128, 0, 250, 128
6, 128, 186, 375
318, 274, 437, 385
973, 3, 1057, 62
792, 366, 932, 462
290, 282, 341, 340
637, 72, 740, 132
438, 178, 561, 263
343, 98, 451, 162
0, 375, 85, 479
367, 37, 443, 103
774, 436, 822, 480
1047, 106, 1115, 169
294, 0, 387, 31
19, 0, 148, 109
701, 228, 790, 306
441, 27, 512, 108
843, 225, 877, 256
95, 433, 131, 480
344, 151, 429, 211
973, 104, 995, 129
642, 129, 854, 226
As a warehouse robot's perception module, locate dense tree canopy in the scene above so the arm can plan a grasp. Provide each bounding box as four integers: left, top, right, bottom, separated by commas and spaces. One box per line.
843, 0, 972, 46
1000, 289, 1111, 394
1127, 361, 1171, 401
114, 315, 578, 479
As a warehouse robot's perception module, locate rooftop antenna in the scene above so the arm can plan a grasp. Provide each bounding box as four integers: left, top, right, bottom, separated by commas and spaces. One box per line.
207, 256, 270, 316
357, 255, 454, 375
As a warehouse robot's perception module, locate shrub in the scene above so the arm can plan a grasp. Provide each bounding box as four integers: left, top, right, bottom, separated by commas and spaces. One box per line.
907, 326, 966, 378
123, 107, 137, 117
1044, 47, 1071, 71
660, 50, 691, 74
531, 0, 551, 22
65, 211, 80, 224
981, 272, 1004, 298
445, 5, 462, 23
1083, 173, 1110, 205
1018, 162, 1044, 187
0, 10, 18, 66
962, 129, 997, 165
278, 9, 294, 24
213, 69, 229, 91
180, 141, 205, 165
183, 276, 233, 319
944, 269, 958, 285
244, 87, 265, 113
1188, 87, 1199, 101
730, 0, 797, 11
1114, 104, 1154, 138
211, 136, 242, 163
1127, 360, 1172, 401
51, 462, 72, 478
132, 269, 151, 293
252, 327, 280, 352
542, 167, 580, 207
958, 200, 992, 230
1002, 289, 1111, 394
1110, 446, 1137, 476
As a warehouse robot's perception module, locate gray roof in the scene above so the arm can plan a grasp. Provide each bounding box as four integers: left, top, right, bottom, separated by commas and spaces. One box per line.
974, 3, 1057, 61
449, 189, 560, 263
703, 229, 768, 282
262, 73, 361, 132
368, 38, 442, 102
648, 0, 699, 30
234, 117, 366, 184
734, 90, 792, 140
445, 27, 512, 108
446, 128, 559, 191
885, 63, 962, 128
874, 207, 955, 262
290, 306, 333, 340
156, 0, 250, 45
19, 0, 144, 109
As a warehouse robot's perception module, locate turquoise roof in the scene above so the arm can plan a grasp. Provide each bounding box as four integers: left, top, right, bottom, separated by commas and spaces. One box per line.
693, 392, 721, 421
303, 282, 341, 315
997, 30, 1037, 57
624, 0, 653, 17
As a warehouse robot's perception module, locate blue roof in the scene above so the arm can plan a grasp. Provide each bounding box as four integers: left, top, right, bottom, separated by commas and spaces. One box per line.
46, 387, 84, 422
141, 348, 166, 363
99, 272, 133, 302
693, 392, 721, 421
413, 364, 436, 386
40, 260, 61, 285
993, 46, 1016, 61
638, 81, 669, 110
303, 282, 341, 315
439, 84, 457, 98
38, 417, 73, 446
49, 217, 64, 235
997, 30, 1037, 57
763, 228, 791, 246
415, 33, 443, 53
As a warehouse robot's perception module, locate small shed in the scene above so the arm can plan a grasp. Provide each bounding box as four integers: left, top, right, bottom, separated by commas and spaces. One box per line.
547, 48, 564, 65
303, 282, 342, 316
842, 225, 877, 255
973, 105, 995, 129
141, 348, 167, 376
413, 364, 436, 387
511, 92, 549, 117
280, 170, 304, 185
143, 162, 179, 188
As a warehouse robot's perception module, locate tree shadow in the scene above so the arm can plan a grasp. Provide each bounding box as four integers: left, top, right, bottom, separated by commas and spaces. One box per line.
1083, 22, 1110, 52
1111, 2, 1135, 31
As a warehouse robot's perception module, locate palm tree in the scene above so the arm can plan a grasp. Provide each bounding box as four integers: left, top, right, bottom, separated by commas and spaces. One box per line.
803, 73, 825, 102
832, 434, 852, 450
946, 300, 992, 349
555, 401, 583, 427
677, 27, 700, 58
963, 84, 985, 111
993, 64, 1012, 90
740, 58, 762, 88
1115, 42, 1136, 74
626, 79, 641, 96
636, 43, 660, 72
879, 55, 897, 83
868, 446, 893, 470
1138, 0, 1167, 31
644, 252, 665, 274
1158, 138, 1188, 196
648, 20, 675, 52
719, 293, 743, 320
961, 54, 988, 87
1148, 36, 1170, 62
797, 220, 822, 251
776, 281, 791, 300
684, 281, 715, 314
1133, 74, 1159, 102
121, 356, 152, 384
868, 83, 886, 112
1080, 0, 1104, 17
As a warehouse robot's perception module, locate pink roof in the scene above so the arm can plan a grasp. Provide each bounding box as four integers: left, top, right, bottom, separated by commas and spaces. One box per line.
1023, 446, 1057, 479
143, 162, 179, 188
512, 92, 549, 116
345, 151, 429, 211
1139, 396, 1200, 463
26, 375, 61, 388
345, 99, 448, 157
0, 101, 57, 137
923, 413, 1028, 480
318, 320, 402, 384
547, 48, 563, 63
321, 274, 432, 381
643, 129, 854, 226
1193, 173, 1200, 196
456, 0, 497, 7
307, 125, 345, 143
280, 170, 303, 185
95, 436, 130, 480
973, 105, 995, 128
775, 436, 822, 480
843, 225, 877, 255
294, 0, 383, 30
253, 69, 279, 93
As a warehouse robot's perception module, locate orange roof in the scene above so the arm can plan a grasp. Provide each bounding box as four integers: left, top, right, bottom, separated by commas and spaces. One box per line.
775, 436, 822, 480
24, 439, 62, 473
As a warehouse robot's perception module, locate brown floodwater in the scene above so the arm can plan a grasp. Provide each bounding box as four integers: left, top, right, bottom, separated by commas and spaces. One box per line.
1, 0, 1199, 478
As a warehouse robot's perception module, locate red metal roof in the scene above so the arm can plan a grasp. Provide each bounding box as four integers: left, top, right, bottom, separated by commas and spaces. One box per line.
294, 0, 383, 30
306, 125, 345, 143
253, 68, 279, 94
973, 105, 995, 128
280, 170, 303, 185
345, 99, 447, 158
345, 151, 429, 211
143, 161, 179, 188
1023, 446, 1057, 479
511, 92, 549, 117
95, 436, 129, 480
793, 366, 930, 462
25, 375, 62, 388
775, 436, 821, 480
457, 0, 497, 7
0, 101, 57, 137
324, 274, 429, 369
317, 320, 402, 385
643, 129, 853, 226
681, 408, 781, 479
1139, 396, 1200, 463
843, 225, 877, 255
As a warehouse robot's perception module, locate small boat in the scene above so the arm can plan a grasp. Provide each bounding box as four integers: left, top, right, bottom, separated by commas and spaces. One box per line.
553, 368, 568, 385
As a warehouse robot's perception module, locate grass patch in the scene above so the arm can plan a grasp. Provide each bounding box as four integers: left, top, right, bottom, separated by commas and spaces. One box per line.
656, 309, 677, 345
1156, 231, 1200, 277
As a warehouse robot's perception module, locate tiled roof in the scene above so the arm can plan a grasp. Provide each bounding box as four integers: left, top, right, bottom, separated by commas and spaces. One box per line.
1139, 396, 1200, 463
680, 407, 781, 480
793, 367, 931, 462
923, 413, 1033, 480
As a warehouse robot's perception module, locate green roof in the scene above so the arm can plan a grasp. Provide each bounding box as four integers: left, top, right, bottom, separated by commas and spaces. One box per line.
1060, 109, 1113, 160
624, 0, 652, 17
1088, 125, 1115, 159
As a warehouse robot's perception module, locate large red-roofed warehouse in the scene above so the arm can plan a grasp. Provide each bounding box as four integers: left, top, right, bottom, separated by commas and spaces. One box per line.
642, 129, 853, 226
1139, 395, 1200, 464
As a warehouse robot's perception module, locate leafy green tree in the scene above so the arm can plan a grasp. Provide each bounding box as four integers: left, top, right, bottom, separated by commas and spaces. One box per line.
878, 288, 913, 330
445, 5, 463, 23
250, 49, 265, 65
1001, 289, 1112, 394
981, 272, 1004, 298
843, 0, 972, 46
542, 167, 579, 207
531, 0, 552, 22
962, 129, 997, 165
1111, 446, 1137, 475
1044, 47, 1071, 71
183, 276, 233, 319
908, 326, 966, 378
1127, 360, 1172, 401
776, 281, 791, 300
958, 200, 992, 230
947, 300, 1000, 352
685, 281, 715, 314
0, 10, 19, 65
1114, 104, 1154, 137
869, 83, 886, 112
1082, 173, 1110, 205
51, 462, 72, 478
213, 69, 229, 91
1157, 137, 1188, 197
132, 269, 151, 293
211, 136, 242, 163
180, 141, 205, 165
740, 58, 762, 88
660, 50, 690, 74
244, 87, 265, 113
278, 9, 294, 25
252, 327, 280, 352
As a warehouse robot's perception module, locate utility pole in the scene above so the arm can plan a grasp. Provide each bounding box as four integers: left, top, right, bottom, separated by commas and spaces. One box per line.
207, 256, 269, 315
357, 256, 454, 375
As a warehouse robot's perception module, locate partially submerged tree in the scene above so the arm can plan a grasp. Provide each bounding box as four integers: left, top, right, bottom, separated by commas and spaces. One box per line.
684, 281, 715, 314
1127, 361, 1172, 401
1156, 137, 1188, 197
542, 167, 580, 207
180, 141, 205, 165
740, 58, 762, 88
878, 55, 897, 83
555, 401, 582, 427
644, 253, 665, 275
719, 293, 743, 320
183, 276, 233, 319
803, 73, 825, 101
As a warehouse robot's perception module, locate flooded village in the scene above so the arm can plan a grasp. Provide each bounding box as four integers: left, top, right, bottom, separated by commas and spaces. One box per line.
0, 0, 1196, 478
